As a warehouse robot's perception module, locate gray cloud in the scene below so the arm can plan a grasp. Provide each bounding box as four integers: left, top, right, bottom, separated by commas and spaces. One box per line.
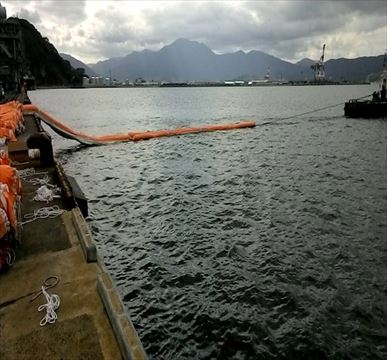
39, 0, 86, 25
2, 0, 386, 63
3, 0, 86, 26
122, 1, 385, 60
18, 8, 41, 24
341, 0, 387, 14
93, 8, 137, 44
3, 1, 34, 10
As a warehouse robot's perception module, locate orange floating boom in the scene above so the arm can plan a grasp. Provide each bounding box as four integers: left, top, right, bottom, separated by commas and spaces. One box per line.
23, 104, 256, 146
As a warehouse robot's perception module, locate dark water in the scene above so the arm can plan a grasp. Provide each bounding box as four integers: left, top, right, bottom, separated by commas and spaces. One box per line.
30, 86, 387, 359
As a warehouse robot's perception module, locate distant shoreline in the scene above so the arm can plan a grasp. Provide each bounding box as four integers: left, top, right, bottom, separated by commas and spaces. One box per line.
35, 81, 371, 90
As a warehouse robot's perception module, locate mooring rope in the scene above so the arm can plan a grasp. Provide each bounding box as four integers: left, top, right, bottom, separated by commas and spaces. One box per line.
31, 276, 60, 326
38, 285, 60, 326
32, 185, 61, 203
6, 248, 15, 266
263, 92, 373, 123
18, 169, 61, 203
22, 205, 64, 225
26, 174, 51, 186
18, 168, 48, 179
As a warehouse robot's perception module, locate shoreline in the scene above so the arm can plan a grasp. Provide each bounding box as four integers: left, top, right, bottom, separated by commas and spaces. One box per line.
34, 81, 371, 90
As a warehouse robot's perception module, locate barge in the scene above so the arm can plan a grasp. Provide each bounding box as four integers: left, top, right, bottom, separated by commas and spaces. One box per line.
344, 99, 387, 118
345, 63, 387, 119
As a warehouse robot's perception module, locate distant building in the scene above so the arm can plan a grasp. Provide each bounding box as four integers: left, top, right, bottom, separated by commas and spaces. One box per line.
134, 77, 146, 85
87, 76, 118, 87
82, 76, 89, 87
223, 81, 244, 86
123, 79, 133, 86
248, 67, 272, 85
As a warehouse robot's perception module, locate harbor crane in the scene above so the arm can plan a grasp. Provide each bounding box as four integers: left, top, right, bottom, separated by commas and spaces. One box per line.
311, 44, 326, 81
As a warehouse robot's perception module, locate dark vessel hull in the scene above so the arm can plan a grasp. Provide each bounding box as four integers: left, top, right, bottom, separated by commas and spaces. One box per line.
344, 100, 387, 118
160, 82, 188, 87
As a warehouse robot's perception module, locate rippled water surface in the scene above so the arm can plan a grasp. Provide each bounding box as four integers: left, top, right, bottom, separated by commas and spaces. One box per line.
30, 86, 387, 359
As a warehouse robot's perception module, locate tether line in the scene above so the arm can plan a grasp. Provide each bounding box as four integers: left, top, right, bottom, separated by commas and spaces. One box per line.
263, 92, 373, 123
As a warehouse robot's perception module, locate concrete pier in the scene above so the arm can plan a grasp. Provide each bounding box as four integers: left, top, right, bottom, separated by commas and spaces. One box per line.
0, 103, 147, 359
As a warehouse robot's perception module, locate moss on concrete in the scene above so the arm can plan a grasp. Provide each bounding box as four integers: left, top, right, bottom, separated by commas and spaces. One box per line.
0, 314, 104, 360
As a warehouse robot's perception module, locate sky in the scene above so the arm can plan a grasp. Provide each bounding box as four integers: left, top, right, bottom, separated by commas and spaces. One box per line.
3, 0, 387, 64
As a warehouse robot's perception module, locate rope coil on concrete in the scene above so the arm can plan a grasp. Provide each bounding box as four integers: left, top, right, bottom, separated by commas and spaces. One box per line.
27, 174, 50, 186
22, 205, 64, 225
6, 247, 15, 266
18, 168, 47, 179
33, 185, 61, 203
38, 285, 60, 326
18, 169, 61, 202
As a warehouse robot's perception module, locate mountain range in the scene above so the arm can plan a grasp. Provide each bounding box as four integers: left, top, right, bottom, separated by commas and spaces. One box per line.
62, 38, 385, 83
60, 53, 98, 77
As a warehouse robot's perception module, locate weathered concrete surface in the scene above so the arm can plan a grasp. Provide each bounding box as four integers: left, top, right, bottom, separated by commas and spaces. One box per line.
0, 225, 122, 359
17, 168, 71, 260
0, 113, 147, 359
72, 207, 97, 262
98, 273, 147, 360
0, 204, 122, 359
0, 314, 104, 360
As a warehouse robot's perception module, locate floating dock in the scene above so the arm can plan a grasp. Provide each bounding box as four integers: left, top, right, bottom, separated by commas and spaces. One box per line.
0, 96, 147, 359
344, 99, 387, 118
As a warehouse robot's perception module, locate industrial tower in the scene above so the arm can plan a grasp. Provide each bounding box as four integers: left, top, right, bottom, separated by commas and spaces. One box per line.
311, 44, 326, 81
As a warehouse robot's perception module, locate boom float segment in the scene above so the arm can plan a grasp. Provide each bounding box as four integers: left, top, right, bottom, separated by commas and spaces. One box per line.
23, 104, 256, 146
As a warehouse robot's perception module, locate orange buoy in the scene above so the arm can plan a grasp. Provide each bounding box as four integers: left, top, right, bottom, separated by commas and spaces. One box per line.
0, 101, 24, 141
0, 183, 18, 231
0, 165, 22, 196
23, 103, 256, 146
0, 151, 10, 166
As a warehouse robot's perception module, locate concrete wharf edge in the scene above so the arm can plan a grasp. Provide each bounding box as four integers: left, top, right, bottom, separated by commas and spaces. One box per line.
0, 100, 147, 359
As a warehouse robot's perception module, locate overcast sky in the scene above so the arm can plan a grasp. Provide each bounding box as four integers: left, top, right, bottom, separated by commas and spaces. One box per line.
3, 0, 387, 64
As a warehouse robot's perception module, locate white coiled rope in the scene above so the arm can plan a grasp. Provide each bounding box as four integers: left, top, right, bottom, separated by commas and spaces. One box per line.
28, 174, 51, 186
38, 285, 60, 326
6, 248, 15, 266
18, 168, 47, 179
18, 169, 61, 203
33, 185, 61, 203
22, 205, 64, 225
